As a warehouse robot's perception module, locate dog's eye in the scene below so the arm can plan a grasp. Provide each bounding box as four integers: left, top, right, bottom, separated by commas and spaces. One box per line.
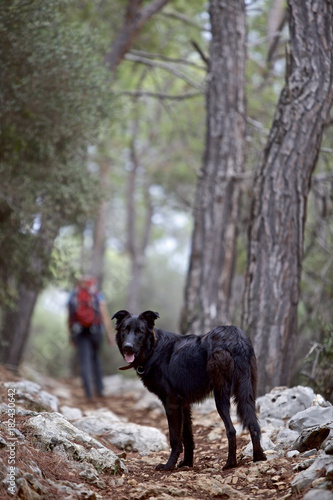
137, 331, 143, 335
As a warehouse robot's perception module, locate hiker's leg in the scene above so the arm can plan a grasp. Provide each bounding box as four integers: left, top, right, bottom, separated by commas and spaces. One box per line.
91, 329, 104, 397
76, 331, 92, 398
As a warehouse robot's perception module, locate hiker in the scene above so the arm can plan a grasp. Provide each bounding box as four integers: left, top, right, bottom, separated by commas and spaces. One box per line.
68, 276, 114, 399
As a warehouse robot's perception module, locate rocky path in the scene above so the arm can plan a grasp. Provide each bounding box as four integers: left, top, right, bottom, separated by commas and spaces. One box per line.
0, 367, 332, 499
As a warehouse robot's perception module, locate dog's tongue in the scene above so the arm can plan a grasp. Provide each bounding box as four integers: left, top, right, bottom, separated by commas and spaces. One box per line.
125, 353, 135, 364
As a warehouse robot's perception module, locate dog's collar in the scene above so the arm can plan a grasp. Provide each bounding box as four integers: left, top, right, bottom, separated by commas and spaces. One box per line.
118, 363, 134, 371
118, 363, 145, 374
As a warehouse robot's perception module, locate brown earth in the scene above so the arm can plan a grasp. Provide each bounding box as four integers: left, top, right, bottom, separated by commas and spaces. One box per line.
0, 367, 308, 499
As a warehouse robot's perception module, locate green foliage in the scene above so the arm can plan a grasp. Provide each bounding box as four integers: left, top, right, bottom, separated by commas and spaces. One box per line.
0, 0, 113, 302
26, 291, 71, 378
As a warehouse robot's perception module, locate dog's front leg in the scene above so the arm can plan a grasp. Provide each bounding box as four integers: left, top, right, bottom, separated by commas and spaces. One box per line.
156, 399, 183, 471
178, 405, 194, 468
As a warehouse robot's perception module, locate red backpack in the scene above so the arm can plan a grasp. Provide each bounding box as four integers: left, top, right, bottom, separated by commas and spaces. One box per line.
70, 279, 101, 328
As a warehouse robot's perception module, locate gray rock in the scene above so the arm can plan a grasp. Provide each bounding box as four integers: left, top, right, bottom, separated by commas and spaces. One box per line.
194, 397, 218, 415
240, 433, 276, 459
327, 461, 333, 480
293, 425, 331, 452
134, 391, 164, 412
301, 449, 319, 458
84, 406, 121, 421
291, 453, 333, 493
46, 478, 98, 499
4, 380, 59, 412
103, 374, 144, 398
287, 450, 300, 458
275, 428, 300, 450
0, 403, 38, 417
60, 405, 83, 421
325, 440, 333, 454
289, 406, 333, 433
77, 462, 107, 489
303, 489, 333, 500
195, 474, 246, 498
74, 415, 168, 455
257, 386, 315, 421
26, 412, 126, 474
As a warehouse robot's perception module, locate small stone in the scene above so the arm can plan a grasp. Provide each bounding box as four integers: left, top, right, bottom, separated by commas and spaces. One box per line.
325, 442, 333, 455
301, 449, 318, 457
287, 450, 300, 458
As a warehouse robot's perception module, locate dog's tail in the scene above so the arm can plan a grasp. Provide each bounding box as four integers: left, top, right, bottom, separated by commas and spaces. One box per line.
233, 352, 261, 433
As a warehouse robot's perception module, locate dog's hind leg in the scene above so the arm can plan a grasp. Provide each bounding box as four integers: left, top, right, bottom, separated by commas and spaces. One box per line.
208, 351, 237, 469
234, 356, 267, 463
178, 405, 194, 468
156, 398, 183, 471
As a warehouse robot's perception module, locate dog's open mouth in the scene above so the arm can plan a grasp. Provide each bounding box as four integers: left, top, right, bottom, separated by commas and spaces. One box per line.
124, 353, 135, 364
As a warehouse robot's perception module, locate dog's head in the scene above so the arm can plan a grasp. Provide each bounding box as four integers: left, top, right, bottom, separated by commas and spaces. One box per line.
112, 310, 160, 369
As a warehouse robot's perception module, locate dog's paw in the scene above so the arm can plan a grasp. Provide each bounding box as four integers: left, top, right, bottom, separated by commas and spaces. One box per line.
253, 451, 267, 462
177, 459, 193, 468
222, 460, 237, 470
155, 463, 175, 471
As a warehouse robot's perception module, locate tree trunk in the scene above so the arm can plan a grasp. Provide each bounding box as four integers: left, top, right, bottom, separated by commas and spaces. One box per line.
0, 285, 39, 369
242, 0, 333, 395
181, 0, 246, 335
0, 218, 59, 368
89, 160, 110, 287
91, 0, 171, 288
126, 138, 153, 313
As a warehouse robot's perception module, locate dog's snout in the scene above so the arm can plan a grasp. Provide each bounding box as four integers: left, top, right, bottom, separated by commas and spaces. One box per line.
123, 342, 134, 352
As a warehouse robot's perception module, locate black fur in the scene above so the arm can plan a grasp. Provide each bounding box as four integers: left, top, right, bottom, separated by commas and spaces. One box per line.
112, 310, 266, 471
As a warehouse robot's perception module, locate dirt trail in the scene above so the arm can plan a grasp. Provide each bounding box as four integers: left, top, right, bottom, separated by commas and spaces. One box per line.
0, 367, 307, 499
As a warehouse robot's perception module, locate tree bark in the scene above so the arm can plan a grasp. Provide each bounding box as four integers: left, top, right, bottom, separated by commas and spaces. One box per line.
181, 0, 246, 335
242, 0, 333, 395
0, 285, 39, 369
0, 216, 59, 368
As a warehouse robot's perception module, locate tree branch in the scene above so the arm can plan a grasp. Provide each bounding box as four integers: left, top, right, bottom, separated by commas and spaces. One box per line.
115, 89, 202, 100
124, 53, 205, 91
160, 8, 209, 31
105, 0, 171, 71
130, 49, 207, 70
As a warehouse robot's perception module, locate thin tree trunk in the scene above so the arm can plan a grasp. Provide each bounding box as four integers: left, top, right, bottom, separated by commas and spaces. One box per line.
181, 0, 246, 335
126, 138, 153, 313
242, 0, 333, 395
0, 285, 39, 369
0, 217, 59, 368
92, 0, 171, 288
90, 160, 110, 287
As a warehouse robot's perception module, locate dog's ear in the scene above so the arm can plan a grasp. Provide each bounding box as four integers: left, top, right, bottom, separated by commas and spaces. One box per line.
138, 310, 160, 330
112, 310, 131, 327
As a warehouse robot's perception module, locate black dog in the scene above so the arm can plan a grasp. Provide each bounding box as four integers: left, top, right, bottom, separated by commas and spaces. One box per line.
112, 310, 266, 471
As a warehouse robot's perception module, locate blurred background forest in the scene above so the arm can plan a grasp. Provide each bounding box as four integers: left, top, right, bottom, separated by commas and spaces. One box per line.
0, 0, 332, 400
